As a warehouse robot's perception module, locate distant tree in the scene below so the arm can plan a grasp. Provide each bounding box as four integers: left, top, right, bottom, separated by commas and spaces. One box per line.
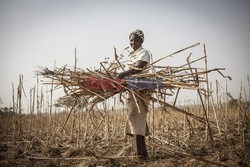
0, 97, 3, 108
0, 107, 15, 115
227, 92, 250, 109
3, 107, 8, 112
55, 96, 88, 109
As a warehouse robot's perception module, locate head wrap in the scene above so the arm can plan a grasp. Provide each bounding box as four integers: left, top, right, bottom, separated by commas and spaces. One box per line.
129, 29, 144, 42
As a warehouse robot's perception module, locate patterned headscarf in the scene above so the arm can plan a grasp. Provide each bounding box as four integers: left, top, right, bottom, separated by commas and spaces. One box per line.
129, 29, 144, 42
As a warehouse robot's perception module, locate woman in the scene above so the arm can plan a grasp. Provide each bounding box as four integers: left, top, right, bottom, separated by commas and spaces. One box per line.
117, 29, 151, 160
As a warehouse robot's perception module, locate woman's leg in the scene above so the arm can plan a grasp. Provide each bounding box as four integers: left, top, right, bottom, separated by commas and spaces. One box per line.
135, 135, 148, 160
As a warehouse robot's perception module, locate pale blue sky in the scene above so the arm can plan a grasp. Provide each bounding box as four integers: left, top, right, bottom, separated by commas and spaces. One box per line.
0, 0, 249, 108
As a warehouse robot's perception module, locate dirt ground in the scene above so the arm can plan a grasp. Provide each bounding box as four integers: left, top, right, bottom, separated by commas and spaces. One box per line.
0, 108, 249, 167
0, 127, 249, 167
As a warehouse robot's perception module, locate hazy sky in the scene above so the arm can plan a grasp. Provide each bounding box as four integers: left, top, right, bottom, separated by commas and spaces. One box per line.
0, 0, 249, 108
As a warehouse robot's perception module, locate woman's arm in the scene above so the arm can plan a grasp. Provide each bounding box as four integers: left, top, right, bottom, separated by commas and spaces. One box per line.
117, 60, 148, 79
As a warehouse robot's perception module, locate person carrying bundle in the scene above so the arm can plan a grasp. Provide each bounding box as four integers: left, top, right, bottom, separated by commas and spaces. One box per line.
117, 29, 151, 160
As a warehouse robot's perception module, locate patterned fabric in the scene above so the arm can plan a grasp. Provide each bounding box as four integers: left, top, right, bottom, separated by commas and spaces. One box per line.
125, 90, 150, 136
129, 29, 144, 42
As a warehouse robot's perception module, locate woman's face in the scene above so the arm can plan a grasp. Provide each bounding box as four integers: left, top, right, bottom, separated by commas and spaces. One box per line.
130, 34, 143, 51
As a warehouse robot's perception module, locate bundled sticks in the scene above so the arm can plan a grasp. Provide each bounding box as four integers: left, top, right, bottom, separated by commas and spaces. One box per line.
39, 43, 228, 110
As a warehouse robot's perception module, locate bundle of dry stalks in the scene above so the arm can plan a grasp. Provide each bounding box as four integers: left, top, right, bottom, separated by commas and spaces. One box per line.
39, 43, 228, 109
38, 43, 233, 139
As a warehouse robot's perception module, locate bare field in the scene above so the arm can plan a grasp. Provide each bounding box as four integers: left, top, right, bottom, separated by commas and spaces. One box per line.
0, 102, 249, 167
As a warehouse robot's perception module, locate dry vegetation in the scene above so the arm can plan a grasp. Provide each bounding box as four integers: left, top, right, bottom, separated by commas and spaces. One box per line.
0, 43, 249, 167
0, 98, 249, 166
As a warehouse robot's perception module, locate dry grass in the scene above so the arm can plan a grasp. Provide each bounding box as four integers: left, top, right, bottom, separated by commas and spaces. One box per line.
0, 101, 249, 166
